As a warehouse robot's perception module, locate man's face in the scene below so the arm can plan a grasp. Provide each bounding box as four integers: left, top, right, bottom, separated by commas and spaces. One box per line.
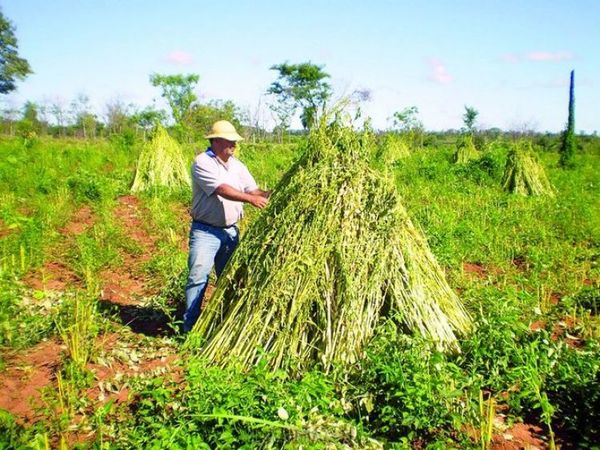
212, 138, 237, 160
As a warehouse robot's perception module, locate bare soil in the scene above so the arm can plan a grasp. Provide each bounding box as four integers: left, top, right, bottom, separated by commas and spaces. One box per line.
0, 339, 63, 424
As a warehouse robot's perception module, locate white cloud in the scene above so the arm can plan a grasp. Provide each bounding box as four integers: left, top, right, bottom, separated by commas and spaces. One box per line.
527, 51, 574, 62
428, 58, 452, 84
500, 53, 520, 63
165, 51, 194, 65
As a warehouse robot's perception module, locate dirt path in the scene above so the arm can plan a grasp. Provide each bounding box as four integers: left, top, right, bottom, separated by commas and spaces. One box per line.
4, 195, 185, 429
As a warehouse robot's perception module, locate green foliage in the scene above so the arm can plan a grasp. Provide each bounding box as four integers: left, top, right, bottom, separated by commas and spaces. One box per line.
268, 62, 332, 130
350, 327, 476, 444
122, 357, 377, 448
391, 107, 424, 149
0, 9, 32, 94
186, 99, 245, 142
0, 281, 56, 352
133, 105, 167, 134
149, 73, 200, 127
392, 106, 422, 132
0, 131, 598, 448
0, 409, 45, 450
462, 105, 479, 134
456, 290, 599, 446
373, 132, 411, 166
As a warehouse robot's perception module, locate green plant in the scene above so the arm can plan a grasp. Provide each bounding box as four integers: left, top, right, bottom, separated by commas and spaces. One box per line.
54, 294, 98, 368
267, 62, 332, 130
120, 356, 378, 448
348, 327, 476, 445
478, 390, 495, 450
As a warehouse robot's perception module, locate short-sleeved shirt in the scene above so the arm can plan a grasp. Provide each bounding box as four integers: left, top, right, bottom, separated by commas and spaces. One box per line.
190, 148, 258, 227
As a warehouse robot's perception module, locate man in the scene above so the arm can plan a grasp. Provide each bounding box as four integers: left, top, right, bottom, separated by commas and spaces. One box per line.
183, 120, 269, 332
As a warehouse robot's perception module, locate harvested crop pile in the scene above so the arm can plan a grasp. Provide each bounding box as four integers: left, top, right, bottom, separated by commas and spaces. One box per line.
131, 126, 191, 192
190, 119, 471, 372
502, 141, 555, 196
374, 133, 410, 164
453, 134, 479, 164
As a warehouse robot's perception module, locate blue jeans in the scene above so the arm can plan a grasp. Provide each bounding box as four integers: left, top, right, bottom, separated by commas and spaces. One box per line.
183, 221, 239, 332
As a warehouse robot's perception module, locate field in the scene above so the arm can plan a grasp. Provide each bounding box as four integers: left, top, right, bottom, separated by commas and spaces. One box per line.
0, 132, 598, 449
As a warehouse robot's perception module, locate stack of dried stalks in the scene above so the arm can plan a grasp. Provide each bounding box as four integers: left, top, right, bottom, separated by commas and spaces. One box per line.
374, 133, 411, 164
453, 134, 479, 164
502, 141, 555, 196
131, 126, 191, 192
189, 118, 471, 372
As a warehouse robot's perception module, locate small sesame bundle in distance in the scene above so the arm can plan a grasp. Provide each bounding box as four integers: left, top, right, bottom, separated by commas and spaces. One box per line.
131, 126, 191, 193
453, 134, 479, 164
502, 141, 555, 197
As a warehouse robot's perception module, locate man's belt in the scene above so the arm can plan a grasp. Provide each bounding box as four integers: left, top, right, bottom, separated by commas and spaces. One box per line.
192, 220, 237, 229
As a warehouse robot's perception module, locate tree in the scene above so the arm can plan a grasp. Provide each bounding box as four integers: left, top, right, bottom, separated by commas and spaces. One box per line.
133, 105, 167, 140
559, 70, 576, 168
17, 101, 41, 135
185, 99, 244, 142
391, 106, 424, 149
1, 99, 20, 135
392, 106, 422, 131
462, 105, 478, 134
70, 93, 96, 138
105, 98, 134, 135
149, 73, 199, 124
0, 9, 32, 94
49, 97, 67, 137
267, 62, 331, 131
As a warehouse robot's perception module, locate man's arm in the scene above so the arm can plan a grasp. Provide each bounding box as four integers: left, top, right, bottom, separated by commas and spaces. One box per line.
215, 184, 268, 208
248, 188, 271, 199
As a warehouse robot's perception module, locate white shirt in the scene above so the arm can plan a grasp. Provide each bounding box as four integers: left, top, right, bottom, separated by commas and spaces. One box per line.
191, 149, 258, 227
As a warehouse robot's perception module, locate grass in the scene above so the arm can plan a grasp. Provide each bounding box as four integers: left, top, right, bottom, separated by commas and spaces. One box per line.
0, 131, 598, 448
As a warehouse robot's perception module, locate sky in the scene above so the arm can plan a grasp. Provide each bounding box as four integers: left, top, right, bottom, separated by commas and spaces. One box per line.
2, 0, 599, 132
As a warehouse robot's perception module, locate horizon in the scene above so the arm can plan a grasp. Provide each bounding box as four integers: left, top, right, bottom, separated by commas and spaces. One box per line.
2, 0, 599, 133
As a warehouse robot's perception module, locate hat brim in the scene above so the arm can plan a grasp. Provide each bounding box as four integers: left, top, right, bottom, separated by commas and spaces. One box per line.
205, 132, 244, 142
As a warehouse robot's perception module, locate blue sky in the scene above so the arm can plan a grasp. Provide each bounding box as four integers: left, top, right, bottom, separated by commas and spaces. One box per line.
3, 0, 599, 132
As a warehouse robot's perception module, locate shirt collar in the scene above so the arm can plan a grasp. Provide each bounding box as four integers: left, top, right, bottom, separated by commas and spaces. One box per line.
206, 147, 216, 157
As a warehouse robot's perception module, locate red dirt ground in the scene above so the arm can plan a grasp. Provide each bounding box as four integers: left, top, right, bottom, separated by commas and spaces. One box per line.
4, 194, 181, 428
99, 195, 159, 306
492, 422, 547, 449
0, 339, 63, 424
0, 218, 18, 239
23, 261, 81, 291
22, 205, 96, 291
59, 206, 96, 236
463, 262, 488, 278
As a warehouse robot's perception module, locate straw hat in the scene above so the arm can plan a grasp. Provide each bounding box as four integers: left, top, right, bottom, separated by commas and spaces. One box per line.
205, 120, 244, 142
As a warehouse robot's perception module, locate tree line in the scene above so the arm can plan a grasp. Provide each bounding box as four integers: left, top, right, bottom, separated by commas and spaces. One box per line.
0, 8, 586, 166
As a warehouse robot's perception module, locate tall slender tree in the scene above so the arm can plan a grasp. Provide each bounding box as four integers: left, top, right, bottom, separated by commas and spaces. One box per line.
559, 70, 576, 167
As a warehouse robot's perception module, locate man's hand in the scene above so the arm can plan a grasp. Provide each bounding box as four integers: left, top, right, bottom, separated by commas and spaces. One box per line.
215, 184, 269, 209
248, 194, 268, 209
